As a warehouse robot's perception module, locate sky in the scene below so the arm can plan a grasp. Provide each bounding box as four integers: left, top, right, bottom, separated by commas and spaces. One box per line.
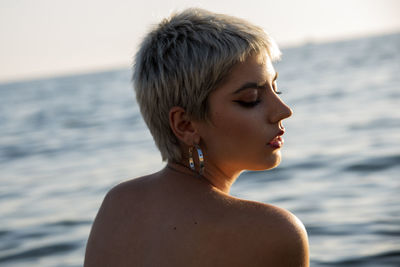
0, 0, 399, 83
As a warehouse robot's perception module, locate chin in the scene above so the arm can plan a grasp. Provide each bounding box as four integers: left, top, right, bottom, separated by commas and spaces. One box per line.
248, 154, 282, 171
262, 151, 282, 170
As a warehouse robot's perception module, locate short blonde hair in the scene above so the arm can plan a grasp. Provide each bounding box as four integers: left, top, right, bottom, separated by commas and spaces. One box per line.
132, 8, 281, 162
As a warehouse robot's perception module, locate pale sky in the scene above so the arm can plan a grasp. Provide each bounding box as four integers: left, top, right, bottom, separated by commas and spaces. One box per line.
0, 0, 399, 83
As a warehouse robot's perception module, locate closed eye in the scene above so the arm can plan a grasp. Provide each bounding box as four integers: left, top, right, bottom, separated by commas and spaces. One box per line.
233, 100, 261, 108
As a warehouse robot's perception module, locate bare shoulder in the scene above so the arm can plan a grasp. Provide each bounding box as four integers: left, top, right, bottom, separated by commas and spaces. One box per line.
88, 174, 155, 225
226, 196, 309, 266
84, 174, 156, 267
84, 175, 309, 266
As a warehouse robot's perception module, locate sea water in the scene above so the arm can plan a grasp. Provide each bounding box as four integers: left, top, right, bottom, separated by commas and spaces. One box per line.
0, 32, 399, 266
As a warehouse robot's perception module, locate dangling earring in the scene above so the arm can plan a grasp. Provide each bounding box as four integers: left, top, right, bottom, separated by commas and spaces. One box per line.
188, 145, 205, 175
188, 146, 195, 171
195, 144, 204, 175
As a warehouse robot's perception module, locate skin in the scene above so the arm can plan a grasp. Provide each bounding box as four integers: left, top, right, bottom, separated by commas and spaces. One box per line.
84, 53, 309, 267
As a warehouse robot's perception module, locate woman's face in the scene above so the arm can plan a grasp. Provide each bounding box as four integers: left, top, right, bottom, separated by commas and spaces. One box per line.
195, 53, 293, 175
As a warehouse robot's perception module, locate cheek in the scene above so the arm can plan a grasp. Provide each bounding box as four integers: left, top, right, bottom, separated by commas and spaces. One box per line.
211, 108, 264, 143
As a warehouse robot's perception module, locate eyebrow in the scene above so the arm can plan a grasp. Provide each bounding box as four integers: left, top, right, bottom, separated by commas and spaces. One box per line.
233, 71, 279, 94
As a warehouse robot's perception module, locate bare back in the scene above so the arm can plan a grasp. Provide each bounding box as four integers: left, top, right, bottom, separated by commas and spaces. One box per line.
84, 169, 309, 266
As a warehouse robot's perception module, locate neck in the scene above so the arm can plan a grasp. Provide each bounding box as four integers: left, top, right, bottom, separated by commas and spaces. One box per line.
203, 161, 242, 194
167, 161, 242, 194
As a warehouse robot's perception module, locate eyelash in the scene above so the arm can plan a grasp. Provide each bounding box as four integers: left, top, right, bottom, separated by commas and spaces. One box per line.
234, 100, 261, 108
272, 84, 282, 95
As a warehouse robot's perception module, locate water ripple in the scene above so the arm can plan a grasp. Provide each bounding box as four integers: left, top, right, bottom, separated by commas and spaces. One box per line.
345, 154, 400, 172
0, 242, 78, 263
314, 250, 400, 266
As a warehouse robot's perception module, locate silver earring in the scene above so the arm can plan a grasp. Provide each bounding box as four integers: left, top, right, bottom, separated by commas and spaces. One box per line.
188, 145, 205, 175
195, 144, 204, 175
188, 147, 195, 171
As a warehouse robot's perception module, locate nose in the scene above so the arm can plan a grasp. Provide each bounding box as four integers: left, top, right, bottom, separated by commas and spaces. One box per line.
267, 94, 293, 124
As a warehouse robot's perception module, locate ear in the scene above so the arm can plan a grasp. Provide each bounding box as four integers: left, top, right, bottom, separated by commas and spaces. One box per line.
169, 106, 199, 146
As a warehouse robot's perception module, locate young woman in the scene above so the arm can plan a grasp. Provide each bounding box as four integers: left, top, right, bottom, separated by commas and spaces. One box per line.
85, 8, 309, 267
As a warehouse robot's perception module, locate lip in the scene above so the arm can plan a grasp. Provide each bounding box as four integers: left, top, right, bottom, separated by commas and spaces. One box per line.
268, 129, 285, 149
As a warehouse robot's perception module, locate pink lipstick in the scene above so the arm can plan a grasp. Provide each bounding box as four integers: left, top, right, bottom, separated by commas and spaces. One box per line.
268, 130, 285, 149
269, 135, 284, 148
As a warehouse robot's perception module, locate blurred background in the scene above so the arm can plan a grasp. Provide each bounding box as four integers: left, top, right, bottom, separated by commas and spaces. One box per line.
0, 0, 399, 266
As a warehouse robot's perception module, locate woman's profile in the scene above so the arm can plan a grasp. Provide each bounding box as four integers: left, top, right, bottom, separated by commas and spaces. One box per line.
84, 8, 309, 266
